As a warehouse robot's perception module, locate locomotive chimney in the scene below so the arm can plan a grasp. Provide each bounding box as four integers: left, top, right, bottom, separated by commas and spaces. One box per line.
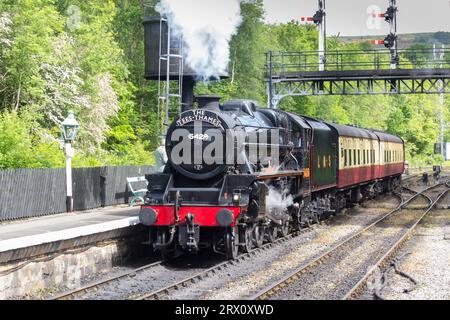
196, 95, 221, 111
182, 77, 195, 112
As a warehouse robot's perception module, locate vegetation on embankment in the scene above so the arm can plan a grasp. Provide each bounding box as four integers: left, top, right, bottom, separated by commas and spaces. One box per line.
0, 0, 448, 169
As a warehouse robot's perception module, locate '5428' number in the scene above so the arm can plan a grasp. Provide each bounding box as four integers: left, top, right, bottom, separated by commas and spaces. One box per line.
188, 133, 209, 141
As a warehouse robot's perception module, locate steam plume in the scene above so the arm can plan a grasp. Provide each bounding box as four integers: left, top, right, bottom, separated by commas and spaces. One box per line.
266, 187, 294, 220
156, 0, 243, 80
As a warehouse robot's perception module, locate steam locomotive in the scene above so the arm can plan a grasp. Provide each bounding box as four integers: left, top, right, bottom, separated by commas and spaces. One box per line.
139, 95, 404, 259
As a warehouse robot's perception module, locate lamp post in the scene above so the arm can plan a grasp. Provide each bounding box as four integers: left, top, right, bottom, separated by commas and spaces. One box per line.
60, 111, 79, 213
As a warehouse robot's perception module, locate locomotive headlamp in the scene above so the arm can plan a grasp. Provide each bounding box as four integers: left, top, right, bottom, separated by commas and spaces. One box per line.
232, 193, 240, 205
139, 207, 158, 226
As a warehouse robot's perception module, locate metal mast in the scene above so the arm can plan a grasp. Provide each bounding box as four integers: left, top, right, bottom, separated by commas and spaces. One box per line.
157, 17, 184, 135
434, 44, 445, 159
385, 0, 398, 69
317, 0, 326, 71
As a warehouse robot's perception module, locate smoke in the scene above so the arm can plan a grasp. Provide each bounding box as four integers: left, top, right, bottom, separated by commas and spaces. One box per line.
156, 0, 243, 81
265, 187, 294, 220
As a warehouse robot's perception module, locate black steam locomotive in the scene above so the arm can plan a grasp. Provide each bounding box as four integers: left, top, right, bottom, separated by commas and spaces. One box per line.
139, 95, 405, 259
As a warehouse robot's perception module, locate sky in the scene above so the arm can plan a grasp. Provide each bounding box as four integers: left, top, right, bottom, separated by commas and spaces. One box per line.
264, 0, 450, 36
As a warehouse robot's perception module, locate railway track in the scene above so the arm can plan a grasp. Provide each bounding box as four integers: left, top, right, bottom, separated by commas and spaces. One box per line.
343, 180, 450, 300
50, 221, 321, 300
135, 193, 405, 300
250, 181, 449, 300
50, 260, 164, 300
133, 224, 322, 300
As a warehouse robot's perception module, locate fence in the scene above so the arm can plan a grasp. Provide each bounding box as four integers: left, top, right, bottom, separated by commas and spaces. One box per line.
265, 48, 450, 75
0, 165, 154, 222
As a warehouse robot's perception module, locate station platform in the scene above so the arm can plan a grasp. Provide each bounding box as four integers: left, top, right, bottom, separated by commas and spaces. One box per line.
0, 205, 142, 265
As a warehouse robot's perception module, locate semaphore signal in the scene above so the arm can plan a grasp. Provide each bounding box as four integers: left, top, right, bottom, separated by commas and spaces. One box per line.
370, 0, 398, 69
299, 0, 326, 72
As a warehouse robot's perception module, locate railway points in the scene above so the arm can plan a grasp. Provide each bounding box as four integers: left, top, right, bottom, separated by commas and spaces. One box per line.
250, 180, 449, 300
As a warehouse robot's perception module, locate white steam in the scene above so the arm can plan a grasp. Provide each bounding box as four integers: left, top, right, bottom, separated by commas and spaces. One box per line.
156, 0, 243, 80
266, 187, 294, 220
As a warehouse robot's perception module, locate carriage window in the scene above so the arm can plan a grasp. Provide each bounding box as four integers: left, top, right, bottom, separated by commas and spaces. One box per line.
349, 149, 352, 166
353, 150, 356, 165
363, 150, 366, 164
344, 149, 348, 167
358, 150, 360, 165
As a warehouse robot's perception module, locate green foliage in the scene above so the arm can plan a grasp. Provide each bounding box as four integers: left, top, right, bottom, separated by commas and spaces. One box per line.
0, 110, 64, 168
0, 0, 447, 169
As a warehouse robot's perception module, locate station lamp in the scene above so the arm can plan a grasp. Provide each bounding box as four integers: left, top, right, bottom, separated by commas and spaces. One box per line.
60, 111, 79, 212
61, 111, 79, 142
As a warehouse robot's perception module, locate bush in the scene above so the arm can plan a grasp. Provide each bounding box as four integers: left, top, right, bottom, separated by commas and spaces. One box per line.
0, 110, 64, 169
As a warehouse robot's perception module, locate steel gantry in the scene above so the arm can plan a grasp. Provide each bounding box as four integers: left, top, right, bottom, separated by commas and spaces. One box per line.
267, 0, 450, 108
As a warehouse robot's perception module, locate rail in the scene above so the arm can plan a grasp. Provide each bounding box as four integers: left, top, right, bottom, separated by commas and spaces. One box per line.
251, 181, 449, 300
343, 180, 450, 300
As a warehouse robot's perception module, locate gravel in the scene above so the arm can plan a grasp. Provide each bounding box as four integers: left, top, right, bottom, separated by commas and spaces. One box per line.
360, 189, 450, 300
268, 208, 424, 300
78, 253, 225, 300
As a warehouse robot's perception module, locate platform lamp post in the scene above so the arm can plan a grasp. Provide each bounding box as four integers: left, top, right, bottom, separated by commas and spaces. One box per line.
60, 111, 79, 213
